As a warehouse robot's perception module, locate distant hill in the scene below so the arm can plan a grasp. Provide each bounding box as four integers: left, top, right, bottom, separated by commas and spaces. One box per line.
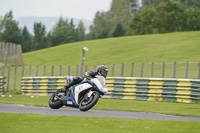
17, 16, 93, 35
23, 31, 200, 66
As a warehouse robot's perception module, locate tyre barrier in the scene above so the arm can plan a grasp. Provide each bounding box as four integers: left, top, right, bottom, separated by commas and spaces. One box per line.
104, 77, 200, 103
0, 76, 7, 94
21, 76, 200, 103
21, 76, 67, 96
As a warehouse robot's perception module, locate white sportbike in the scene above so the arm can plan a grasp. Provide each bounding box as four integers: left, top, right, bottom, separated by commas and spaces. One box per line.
49, 75, 107, 111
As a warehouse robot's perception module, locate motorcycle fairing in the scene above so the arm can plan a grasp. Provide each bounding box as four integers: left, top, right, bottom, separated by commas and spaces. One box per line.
74, 81, 93, 104
62, 88, 79, 108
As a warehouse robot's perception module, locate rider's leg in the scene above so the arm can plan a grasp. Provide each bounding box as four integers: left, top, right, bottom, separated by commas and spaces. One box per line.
61, 81, 75, 92
61, 77, 83, 92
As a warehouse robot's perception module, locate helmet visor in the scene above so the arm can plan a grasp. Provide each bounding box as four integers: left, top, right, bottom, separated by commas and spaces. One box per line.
101, 71, 108, 78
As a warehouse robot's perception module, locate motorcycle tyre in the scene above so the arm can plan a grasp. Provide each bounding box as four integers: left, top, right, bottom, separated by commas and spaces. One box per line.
49, 89, 63, 109
79, 91, 99, 111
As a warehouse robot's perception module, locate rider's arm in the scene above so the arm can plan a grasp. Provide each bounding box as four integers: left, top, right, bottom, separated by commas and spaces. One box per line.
88, 71, 97, 78
81, 71, 97, 79
93, 77, 108, 94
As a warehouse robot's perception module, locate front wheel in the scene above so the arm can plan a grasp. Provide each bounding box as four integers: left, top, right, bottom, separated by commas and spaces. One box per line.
49, 89, 64, 109
79, 91, 100, 111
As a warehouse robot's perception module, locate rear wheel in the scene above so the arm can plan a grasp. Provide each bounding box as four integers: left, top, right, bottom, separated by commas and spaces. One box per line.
79, 91, 99, 111
49, 89, 64, 109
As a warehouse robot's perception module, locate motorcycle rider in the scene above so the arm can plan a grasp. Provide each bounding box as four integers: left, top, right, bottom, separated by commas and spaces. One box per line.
61, 65, 109, 93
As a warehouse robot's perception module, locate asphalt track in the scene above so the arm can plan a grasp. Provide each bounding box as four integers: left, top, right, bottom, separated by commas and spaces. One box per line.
0, 103, 200, 121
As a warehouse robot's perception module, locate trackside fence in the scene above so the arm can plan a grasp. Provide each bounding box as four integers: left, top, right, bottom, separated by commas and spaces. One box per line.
1, 62, 200, 92
0, 42, 23, 66
21, 76, 200, 103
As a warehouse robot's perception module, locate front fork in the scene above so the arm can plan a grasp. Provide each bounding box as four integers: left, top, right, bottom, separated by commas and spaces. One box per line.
81, 89, 94, 105
54, 90, 65, 101
87, 89, 93, 97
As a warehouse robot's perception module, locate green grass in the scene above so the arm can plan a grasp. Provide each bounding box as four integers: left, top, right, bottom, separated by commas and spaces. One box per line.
0, 113, 200, 133
1, 95, 200, 117
23, 31, 200, 66
3, 31, 200, 91
0, 95, 48, 107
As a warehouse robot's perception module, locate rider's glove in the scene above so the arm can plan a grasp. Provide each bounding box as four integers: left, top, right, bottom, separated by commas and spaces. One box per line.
73, 76, 83, 82
88, 71, 97, 78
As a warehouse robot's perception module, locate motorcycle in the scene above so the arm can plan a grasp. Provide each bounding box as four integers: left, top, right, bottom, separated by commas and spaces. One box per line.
49, 74, 107, 111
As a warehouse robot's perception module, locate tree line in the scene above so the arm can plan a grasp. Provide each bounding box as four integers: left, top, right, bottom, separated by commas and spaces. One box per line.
88, 0, 200, 38
129, 0, 200, 35
0, 12, 85, 52
0, 0, 200, 53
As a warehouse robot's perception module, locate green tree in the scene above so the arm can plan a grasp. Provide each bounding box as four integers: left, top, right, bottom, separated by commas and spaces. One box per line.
156, 0, 185, 32
0, 10, 22, 44
141, 0, 200, 9
184, 8, 200, 31
67, 19, 76, 43
180, 0, 200, 8
33, 22, 47, 50
76, 21, 85, 41
112, 23, 126, 37
141, 0, 168, 8
129, 6, 157, 34
129, 0, 200, 34
21, 26, 33, 52
50, 17, 81, 46
108, 0, 139, 33
0, 16, 2, 31
50, 17, 68, 46
87, 11, 111, 39
128, 0, 140, 13
87, 0, 140, 39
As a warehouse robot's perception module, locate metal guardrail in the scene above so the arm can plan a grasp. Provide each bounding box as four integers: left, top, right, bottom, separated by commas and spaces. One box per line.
21, 76, 200, 103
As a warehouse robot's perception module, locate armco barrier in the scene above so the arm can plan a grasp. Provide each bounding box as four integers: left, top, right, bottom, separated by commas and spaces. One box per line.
21, 76, 200, 103
0, 76, 7, 94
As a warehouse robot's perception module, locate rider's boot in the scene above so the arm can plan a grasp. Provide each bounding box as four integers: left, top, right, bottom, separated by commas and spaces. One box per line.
61, 84, 71, 93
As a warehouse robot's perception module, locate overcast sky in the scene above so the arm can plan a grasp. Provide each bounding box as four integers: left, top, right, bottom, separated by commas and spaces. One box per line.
0, 0, 112, 20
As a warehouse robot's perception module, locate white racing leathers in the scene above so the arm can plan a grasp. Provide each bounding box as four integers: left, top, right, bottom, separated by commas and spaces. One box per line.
74, 75, 108, 104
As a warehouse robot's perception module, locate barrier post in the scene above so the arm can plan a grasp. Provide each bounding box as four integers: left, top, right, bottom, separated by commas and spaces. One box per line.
185, 61, 189, 79
130, 63, 134, 77
121, 63, 124, 77
112, 64, 115, 76
3, 77, 8, 94
60, 65, 62, 76
151, 62, 154, 77
173, 62, 176, 78
162, 62, 165, 78
140, 63, 144, 77
198, 62, 200, 79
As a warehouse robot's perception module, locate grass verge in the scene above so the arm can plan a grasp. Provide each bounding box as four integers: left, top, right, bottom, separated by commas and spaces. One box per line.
0, 95, 200, 117
0, 113, 200, 133
23, 31, 200, 65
